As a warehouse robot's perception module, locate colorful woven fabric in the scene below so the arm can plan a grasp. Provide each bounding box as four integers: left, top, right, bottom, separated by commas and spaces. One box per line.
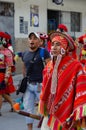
0, 48, 16, 94
39, 55, 86, 129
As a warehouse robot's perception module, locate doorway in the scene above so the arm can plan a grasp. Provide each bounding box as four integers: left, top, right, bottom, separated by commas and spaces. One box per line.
47, 10, 62, 33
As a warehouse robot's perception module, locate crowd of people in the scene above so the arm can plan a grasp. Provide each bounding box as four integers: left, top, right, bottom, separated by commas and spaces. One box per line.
0, 23, 86, 130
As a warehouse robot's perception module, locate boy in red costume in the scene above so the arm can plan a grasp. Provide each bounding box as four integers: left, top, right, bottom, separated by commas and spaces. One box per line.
39, 31, 86, 130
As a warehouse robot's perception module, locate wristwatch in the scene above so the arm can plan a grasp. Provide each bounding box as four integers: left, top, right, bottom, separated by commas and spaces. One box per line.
53, 0, 63, 5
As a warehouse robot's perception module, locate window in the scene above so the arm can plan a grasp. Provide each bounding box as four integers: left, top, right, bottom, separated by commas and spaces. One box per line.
0, 2, 14, 17
71, 12, 81, 32
47, 10, 82, 35
19, 17, 24, 33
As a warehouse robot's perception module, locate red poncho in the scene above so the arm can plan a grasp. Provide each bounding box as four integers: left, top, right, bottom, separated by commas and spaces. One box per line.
39, 55, 86, 130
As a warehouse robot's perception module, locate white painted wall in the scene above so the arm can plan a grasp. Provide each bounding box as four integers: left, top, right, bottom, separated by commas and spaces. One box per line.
1, 0, 86, 38
48, 0, 86, 37
14, 0, 48, 38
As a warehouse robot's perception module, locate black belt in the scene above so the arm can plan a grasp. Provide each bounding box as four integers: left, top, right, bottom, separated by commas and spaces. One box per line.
0, 69, 6, 73
29, 82, 40, 85
29, 82, 38, 85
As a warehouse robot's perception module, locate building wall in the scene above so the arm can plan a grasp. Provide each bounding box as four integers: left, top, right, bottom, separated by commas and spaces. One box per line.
1, 0, 86, 74
2, 0, 86, 39
15, 38, 28, 74
14, 0, 48, 38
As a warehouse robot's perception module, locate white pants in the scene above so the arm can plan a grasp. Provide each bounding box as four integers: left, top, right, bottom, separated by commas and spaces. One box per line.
41, 117, 51, 130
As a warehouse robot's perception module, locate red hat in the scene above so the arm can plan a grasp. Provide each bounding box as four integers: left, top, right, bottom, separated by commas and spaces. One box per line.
0, 32, 7, 45
0, 32, 6, 38
37, 32, 48, 40
58, 24, 68, 32
5, 32, 11, 39
0, 32, 11, 39
49, 31, 75, 52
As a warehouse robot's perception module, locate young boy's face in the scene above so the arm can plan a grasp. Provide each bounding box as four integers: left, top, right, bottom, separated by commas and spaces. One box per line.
51, 36, 68, 56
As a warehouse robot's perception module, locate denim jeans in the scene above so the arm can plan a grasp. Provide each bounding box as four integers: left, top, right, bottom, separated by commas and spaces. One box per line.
23, 82, 41, 124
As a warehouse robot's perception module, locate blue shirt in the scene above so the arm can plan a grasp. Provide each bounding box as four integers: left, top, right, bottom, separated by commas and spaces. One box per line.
22, 48, 50, 83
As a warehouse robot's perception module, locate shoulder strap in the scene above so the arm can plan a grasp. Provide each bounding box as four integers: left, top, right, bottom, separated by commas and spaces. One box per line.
40, 47, 45, 66
40, 47, 45, 59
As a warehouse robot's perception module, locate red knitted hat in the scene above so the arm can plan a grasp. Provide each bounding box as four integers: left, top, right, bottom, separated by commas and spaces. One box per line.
5, 32, 11, 39
0, 32, 11, 39
0, 32, 6, 38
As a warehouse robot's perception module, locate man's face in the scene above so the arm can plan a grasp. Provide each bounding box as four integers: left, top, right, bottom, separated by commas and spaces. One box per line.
39, 39, 45, 47
28, 34, 39, 50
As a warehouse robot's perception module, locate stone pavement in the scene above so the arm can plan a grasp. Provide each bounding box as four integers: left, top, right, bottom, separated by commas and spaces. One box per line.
0, 74, 41, 130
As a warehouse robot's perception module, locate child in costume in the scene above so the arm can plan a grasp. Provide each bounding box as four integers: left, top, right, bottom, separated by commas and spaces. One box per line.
39, 31, 86, 130
0, 32, 16, 115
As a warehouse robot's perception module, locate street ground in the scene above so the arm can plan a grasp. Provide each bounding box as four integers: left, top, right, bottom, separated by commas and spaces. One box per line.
0, 74, 41, 130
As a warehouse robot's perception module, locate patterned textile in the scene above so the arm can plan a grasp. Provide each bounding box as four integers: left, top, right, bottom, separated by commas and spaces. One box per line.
0, 48, 13, 68
0, 48, 16, 94
39, 55, 86, 130
0, 73, 16, 94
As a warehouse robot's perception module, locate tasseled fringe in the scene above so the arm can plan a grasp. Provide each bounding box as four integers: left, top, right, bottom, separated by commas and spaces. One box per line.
74, 104, 86, 120
66, 104, 86, 130
48, 116, 84, 130
38, 100, 48, 116
66, 104, 86, 123
77, 127, 84, 130
39, 103, 86, 130
47, 115, 62, 130
47, 105, 86, 130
